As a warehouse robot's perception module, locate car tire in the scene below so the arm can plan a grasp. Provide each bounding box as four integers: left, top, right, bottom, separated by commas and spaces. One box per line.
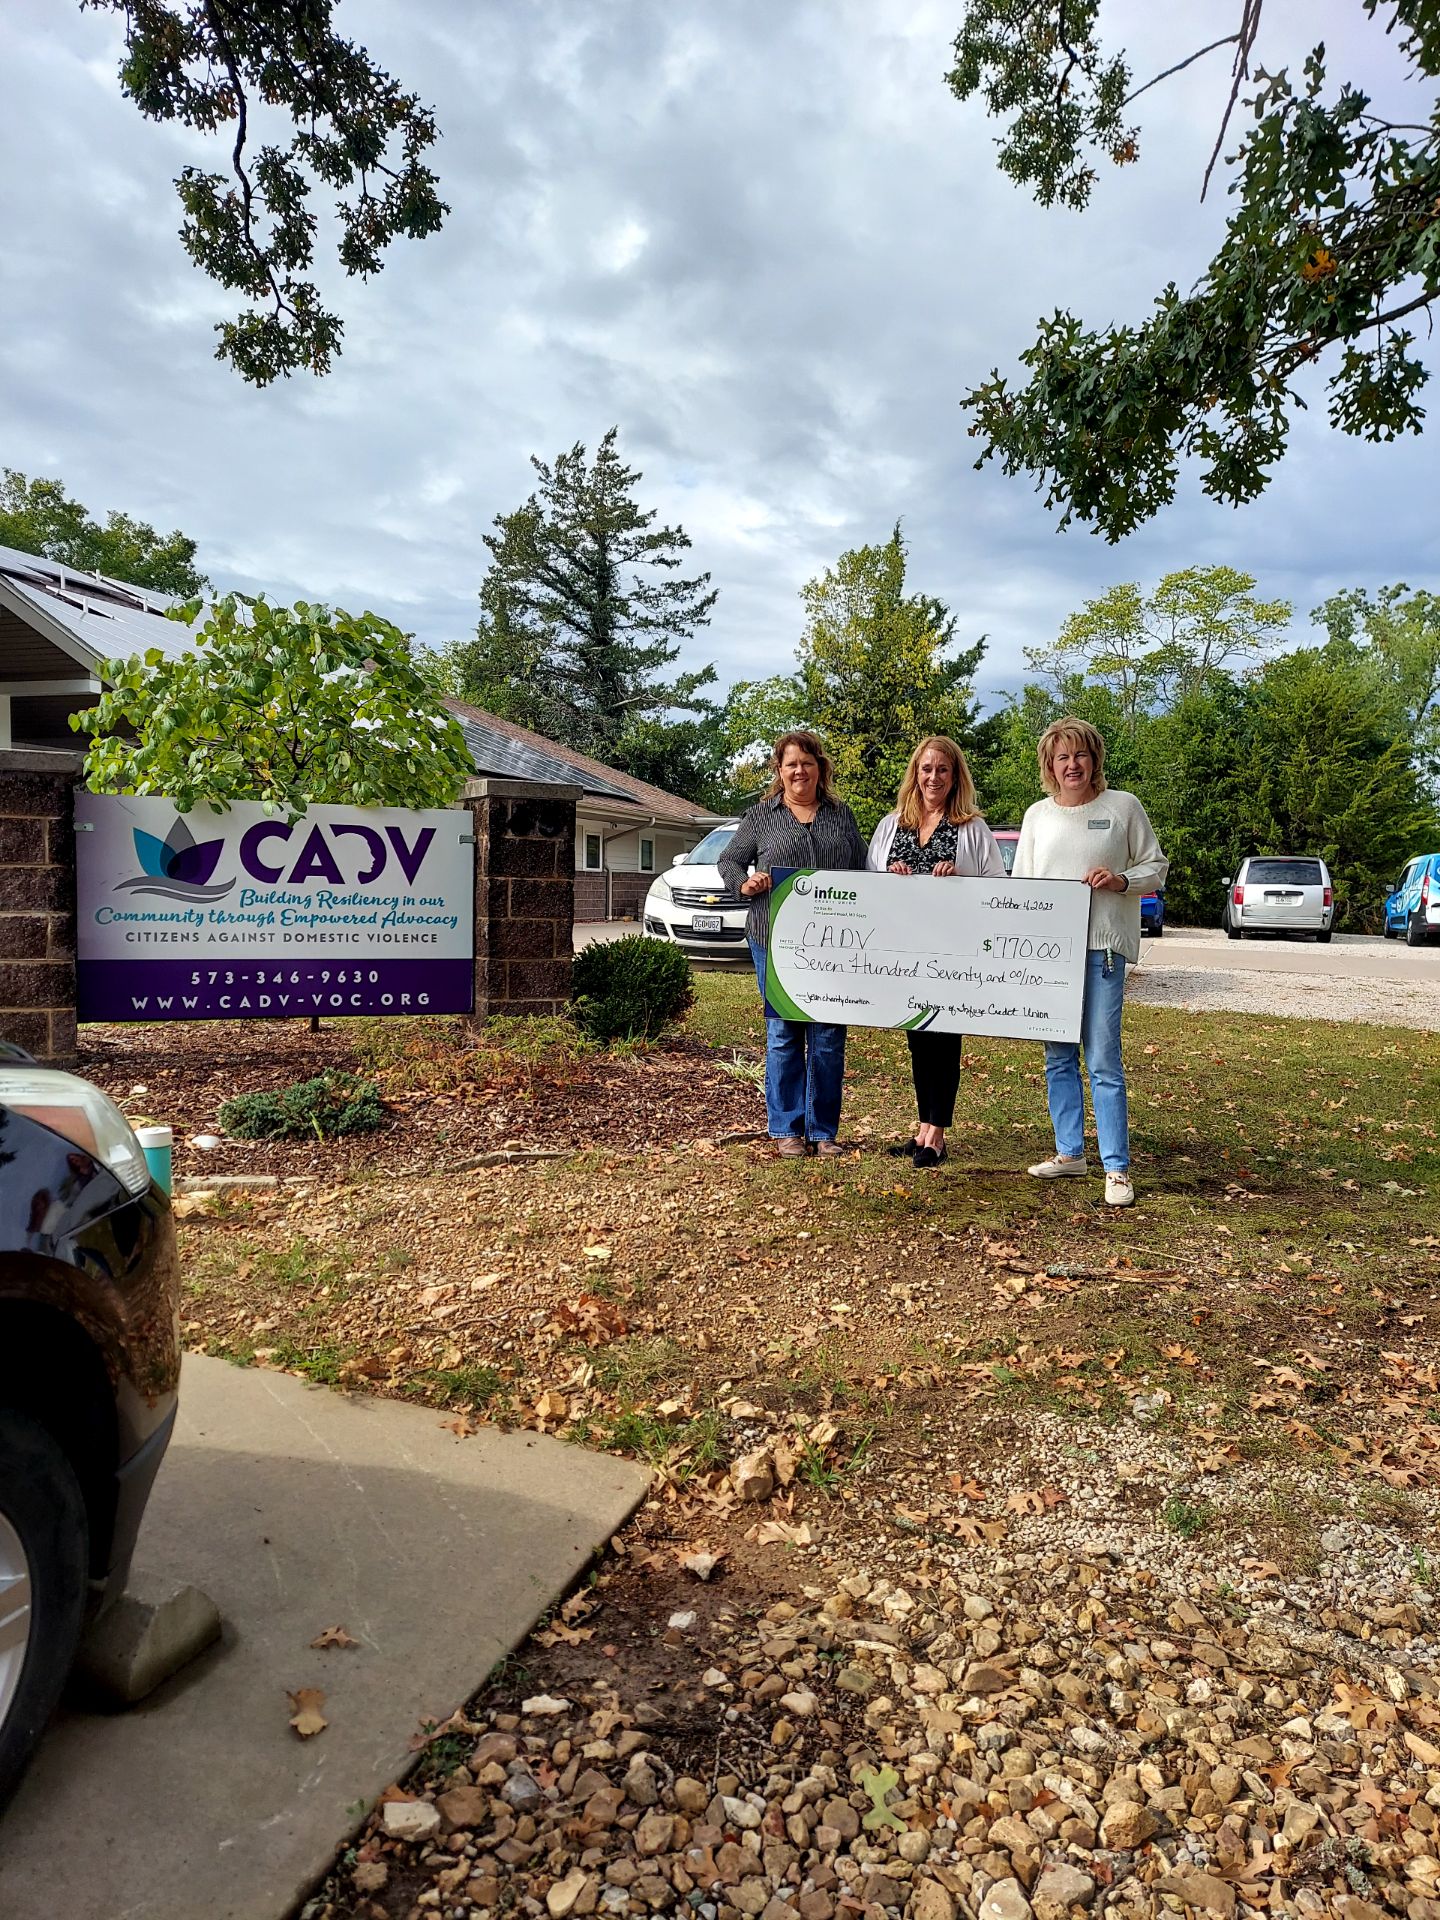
1317, 930, 1332, 944
1384, 919, 1398, 939
1151, 919, 1164, 938
1407, 913, 1427, 948
1225, 914, 1241, 941
0, 1409, 89, 1808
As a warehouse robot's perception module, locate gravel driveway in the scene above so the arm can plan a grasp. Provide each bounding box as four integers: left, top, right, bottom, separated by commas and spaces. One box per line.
1130, 929, 1440, 1028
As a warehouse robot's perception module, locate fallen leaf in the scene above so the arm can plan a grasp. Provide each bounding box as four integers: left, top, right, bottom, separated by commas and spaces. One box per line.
288, 1687, 328, 1737
310, 1625, 359, 1650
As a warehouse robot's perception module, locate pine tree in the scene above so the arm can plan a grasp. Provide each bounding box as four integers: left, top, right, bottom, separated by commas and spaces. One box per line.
433, 429, 717, 764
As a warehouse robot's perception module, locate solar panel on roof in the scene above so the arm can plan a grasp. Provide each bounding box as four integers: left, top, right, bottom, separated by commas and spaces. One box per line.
456, 715, 638, 804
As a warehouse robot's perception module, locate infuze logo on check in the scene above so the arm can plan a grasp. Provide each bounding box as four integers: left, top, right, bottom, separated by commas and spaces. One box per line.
792, 877, 857, 902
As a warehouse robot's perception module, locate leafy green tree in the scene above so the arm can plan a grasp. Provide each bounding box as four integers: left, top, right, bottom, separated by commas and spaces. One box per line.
726, 527, 987, 834
432, 428, 718, 764
72, 594, 473, 817
1029, 567, 1291, 722
0, 469, 209, 597
609, 708, 740, 811
1135, 683, 1253, 927
1240, 647, 1437, 927
1312, 584, 1440, 788
81, 1, 446, 384
948, 3, 1440, 535
972, 674, 1137, 826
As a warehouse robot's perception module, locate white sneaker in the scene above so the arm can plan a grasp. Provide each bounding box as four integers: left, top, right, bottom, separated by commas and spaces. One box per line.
1027, 1155, 1089, 1178
1105, 1171, 1135, 1207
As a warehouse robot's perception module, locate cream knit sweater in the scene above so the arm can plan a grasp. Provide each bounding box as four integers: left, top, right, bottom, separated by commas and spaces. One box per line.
1013, 790, 1169, 963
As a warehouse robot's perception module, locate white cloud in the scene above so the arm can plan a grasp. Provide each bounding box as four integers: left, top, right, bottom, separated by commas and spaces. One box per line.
1, 0, 1435, 717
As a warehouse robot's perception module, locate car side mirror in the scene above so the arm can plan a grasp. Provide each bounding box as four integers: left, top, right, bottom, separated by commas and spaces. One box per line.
671, 852, 688, 867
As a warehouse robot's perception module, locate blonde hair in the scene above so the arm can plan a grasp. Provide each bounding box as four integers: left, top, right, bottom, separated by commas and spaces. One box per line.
895, 736, 979, 830
764, 730, 837, 803
1037, 717, 1108, 800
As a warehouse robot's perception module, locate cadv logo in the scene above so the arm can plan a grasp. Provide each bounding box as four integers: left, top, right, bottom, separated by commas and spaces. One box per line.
117, 817, 235, 902
114, 813, 439, 902
238, 819, 436, 887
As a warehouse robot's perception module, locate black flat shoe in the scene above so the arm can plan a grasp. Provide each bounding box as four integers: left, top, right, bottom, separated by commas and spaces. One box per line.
913, 1146, 948, 1170
886, 1140, 920, 1159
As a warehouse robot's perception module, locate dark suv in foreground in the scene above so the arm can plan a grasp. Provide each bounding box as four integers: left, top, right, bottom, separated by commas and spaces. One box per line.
0, 1051, 180, 1804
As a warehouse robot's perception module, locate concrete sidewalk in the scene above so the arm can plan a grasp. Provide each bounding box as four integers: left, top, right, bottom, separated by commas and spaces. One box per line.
0, 1355, 650, 1920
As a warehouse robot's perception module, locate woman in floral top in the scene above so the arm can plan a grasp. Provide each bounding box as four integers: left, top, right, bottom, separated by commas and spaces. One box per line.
867, 737, 1007, 1168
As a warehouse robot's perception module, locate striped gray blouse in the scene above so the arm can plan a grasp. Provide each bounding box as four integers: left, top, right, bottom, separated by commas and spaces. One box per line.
718, 793, 870, 948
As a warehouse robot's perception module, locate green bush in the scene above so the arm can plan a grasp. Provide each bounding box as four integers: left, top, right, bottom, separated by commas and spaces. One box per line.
570, 935, 694, 1043
218, 1071, 386, 1141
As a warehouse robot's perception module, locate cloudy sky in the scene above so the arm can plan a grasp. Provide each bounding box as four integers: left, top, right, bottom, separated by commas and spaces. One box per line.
4, 0, 1436, 711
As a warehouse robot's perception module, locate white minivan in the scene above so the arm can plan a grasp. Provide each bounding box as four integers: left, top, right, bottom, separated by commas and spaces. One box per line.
642, 823, 748, 959
1224, 855, 1335, 942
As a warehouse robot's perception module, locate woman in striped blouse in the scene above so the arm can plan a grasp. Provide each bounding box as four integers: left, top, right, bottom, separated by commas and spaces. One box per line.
719, 731, 869, 1157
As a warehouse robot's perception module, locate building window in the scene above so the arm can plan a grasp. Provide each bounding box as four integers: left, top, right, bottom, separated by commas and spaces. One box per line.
639, 838, 655, 873
583, 832, 603, 871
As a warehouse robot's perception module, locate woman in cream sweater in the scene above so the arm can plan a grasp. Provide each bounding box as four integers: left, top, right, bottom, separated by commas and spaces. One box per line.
1013, 718, 1168, 1206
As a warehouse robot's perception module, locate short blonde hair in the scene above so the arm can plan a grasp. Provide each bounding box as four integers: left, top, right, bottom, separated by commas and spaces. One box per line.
1037, 717, 1108, 800
765, 730, 837, 803
895, 736, 979, 830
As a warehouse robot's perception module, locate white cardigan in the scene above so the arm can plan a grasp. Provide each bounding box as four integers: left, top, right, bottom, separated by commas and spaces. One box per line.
867, 812, 1009, 878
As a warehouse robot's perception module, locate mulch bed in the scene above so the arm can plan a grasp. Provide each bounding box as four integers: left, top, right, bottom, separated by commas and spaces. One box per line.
78, 1019, 765, 1180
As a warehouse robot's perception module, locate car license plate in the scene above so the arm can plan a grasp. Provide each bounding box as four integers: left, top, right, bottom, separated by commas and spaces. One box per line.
691, 914, 723, 933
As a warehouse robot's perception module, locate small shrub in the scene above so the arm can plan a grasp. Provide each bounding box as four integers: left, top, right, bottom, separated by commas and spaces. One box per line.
570, 935, 694, 1043
218, 1071, 386, 1141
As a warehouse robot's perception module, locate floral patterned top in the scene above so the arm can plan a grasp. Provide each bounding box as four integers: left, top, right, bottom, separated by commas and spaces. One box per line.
889, 820, 960, 874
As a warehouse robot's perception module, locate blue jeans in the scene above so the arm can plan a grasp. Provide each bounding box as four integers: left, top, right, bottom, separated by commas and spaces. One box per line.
1043, 949, 1129, 1171
749, 939, 847, 1142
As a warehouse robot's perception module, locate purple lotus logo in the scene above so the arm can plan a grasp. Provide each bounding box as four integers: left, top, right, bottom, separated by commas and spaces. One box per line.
115, 817, 235, 902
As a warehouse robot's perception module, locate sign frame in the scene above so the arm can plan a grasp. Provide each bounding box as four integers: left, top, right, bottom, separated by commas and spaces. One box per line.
74, 792, 475, 1022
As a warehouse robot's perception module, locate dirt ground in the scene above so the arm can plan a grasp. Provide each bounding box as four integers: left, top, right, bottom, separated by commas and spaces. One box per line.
76, 1006, 1440, 1919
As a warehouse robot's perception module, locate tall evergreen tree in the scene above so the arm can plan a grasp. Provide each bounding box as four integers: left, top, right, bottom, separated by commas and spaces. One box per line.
430, 429, 717, 765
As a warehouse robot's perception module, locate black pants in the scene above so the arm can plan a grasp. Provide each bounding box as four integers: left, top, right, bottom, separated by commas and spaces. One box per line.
908, 1029, 962, 1128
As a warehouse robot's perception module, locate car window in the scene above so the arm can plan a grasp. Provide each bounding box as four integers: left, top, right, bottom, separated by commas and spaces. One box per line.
685, 826, 738, 865
1245, 859, 1324, 886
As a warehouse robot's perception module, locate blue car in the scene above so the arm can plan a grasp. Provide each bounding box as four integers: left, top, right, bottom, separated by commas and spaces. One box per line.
1141, 889, 1165, 937
1384, 853, 1440, 945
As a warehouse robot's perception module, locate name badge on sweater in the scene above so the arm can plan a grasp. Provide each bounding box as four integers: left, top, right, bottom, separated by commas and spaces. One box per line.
1088, 818, 1112, 830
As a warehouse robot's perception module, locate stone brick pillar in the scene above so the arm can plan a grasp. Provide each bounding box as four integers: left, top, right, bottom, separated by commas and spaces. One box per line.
463, 777, 581, 1021
0, 749, 82, 1062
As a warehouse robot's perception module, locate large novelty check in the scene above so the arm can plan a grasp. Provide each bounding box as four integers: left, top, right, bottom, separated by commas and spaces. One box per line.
765, 869, 1091, 1042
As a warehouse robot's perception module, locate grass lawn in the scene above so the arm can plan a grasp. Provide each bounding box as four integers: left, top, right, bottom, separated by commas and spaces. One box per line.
157, 973, 1440, 1587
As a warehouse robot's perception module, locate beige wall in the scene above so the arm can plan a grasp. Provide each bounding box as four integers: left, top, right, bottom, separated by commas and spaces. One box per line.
574, 816, 698, 875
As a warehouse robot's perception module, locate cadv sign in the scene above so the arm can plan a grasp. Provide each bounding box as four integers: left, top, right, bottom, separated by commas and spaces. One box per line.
75, 792, 475, 1023
238, 818, 437, 886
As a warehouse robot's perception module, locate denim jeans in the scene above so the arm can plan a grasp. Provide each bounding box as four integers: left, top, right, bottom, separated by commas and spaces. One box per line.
1043, 949, 1129, 1171
749, 939, 847, 1141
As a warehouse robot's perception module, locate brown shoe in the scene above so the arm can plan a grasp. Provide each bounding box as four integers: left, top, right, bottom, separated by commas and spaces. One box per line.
814, 1139, 844, 1159
775, 1135, 808, 1158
